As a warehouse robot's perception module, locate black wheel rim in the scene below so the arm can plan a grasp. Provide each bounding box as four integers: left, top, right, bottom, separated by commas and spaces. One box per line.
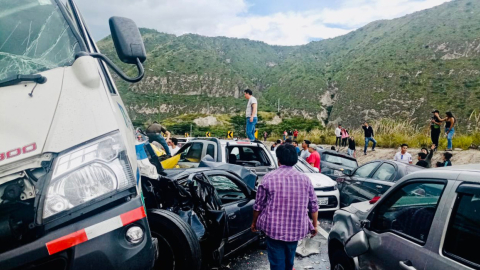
152, 231, 176, 270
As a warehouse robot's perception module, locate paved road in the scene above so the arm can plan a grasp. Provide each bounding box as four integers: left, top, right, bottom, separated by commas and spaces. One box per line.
222, 213, 334, 270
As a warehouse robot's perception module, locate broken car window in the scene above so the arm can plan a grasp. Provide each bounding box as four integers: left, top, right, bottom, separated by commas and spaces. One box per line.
0, 0, 81, 80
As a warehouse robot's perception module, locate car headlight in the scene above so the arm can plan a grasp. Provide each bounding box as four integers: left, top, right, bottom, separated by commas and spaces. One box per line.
43, 132, 135, 219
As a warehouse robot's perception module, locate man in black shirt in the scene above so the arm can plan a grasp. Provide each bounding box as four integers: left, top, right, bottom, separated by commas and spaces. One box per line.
362, 122, 376, 155
146, 121, 171, 156
416, 152, 428, 168
430, 110, 442, 151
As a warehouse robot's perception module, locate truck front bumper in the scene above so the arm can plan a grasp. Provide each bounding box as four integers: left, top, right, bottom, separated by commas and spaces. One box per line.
0, 198, 157, 270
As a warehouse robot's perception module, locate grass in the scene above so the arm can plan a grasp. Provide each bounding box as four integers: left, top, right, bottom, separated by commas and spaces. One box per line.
267, 118, 480, 150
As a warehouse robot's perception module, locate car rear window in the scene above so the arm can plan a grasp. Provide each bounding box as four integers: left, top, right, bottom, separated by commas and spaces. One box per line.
323, 153, 357, 168
227, 146, 271, 167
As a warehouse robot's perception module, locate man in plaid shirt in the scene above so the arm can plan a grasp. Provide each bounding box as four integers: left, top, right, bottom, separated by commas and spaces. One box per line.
251, 144, 319, 270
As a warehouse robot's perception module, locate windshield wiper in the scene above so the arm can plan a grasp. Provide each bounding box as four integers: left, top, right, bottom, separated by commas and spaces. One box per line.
0, 74, 47, 87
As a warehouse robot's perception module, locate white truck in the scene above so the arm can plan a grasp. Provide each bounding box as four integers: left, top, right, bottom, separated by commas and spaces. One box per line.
0, 0, 157, 269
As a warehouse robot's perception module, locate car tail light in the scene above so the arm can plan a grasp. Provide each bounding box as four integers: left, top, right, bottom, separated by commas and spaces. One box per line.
370, 196, 381, 204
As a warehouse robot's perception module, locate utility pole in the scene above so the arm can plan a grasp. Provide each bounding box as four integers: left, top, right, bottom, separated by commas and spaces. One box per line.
190, 123, 192, 137
207, 102, 210, 114
277, 98, 280, 113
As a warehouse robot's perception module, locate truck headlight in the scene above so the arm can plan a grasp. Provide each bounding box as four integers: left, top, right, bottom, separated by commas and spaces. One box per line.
43, 132, 135, 219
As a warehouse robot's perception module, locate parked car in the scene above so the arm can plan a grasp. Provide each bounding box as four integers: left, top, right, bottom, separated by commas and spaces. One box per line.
142, 158, 260, 270
335, 160, 424, 207
174, 138, 277, 181
318, 149, 358, 180
271, 152, 340, 212
328, 164, 480, 270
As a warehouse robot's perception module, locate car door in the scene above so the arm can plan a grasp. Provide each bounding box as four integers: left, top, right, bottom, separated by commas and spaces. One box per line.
205, 173, 257, 255
341, 161, 381, 206
177, 142, 203, 168
427, 182, 480, 270
358, 179, 448, 270
361, 162, 397, 198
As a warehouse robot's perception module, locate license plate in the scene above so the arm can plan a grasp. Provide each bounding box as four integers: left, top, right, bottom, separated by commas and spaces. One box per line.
318, 198, 328, 205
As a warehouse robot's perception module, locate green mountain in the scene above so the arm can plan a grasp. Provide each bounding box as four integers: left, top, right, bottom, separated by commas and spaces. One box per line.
98, 0, 480, 128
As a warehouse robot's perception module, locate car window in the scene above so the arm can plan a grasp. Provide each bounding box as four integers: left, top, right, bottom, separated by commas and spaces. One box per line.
180, 143, 203, 162
354, 162, 380, 178
372, 163, 396, 181
208, 175, 246, 204
206, 144, 215, 158
443, 188, 480, 267
227, 146, 271, 167
371, 181, 446, 243
323, 153, 357, 168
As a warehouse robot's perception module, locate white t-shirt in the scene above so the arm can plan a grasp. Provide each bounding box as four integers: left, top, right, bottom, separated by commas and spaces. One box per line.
335, 127, 341, 137
394, 152, 412, 164
169, 146, 179, 156
246, 96, 257, 117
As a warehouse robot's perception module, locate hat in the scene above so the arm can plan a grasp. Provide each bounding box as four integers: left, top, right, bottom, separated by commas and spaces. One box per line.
309, 143, 317, 149
432, 110, 439, 113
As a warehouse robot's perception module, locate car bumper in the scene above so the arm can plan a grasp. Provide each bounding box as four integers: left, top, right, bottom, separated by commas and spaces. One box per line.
315, 189, 340, 212
0, 198, 157, 270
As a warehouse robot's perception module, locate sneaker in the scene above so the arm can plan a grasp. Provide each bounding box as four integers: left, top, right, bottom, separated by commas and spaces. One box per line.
372, 149, 376, 151
364, 152, 367, 155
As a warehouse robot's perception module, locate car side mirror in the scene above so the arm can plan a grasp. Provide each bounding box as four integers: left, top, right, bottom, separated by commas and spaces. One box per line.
345, 230, 370, 258
343, 169, 353, 176
109, 16, 146, 64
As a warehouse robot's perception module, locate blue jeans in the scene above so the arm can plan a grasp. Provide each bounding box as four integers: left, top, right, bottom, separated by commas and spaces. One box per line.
446, 127, 455, 149
146, 133, 171, 156
266, 237, 298, 270
246, 117, 257, 141
364, 137, 377, 153
347, 148, 355, 156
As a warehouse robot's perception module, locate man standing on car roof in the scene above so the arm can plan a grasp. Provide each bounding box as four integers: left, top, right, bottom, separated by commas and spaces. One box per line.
252, 144, 318, 270
146, 121, 171, 156
244, 89, 258, 141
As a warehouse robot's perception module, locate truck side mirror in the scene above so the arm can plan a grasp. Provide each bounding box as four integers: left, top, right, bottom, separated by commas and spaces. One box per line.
109, 16, 146, 64
345, 231, 370, 258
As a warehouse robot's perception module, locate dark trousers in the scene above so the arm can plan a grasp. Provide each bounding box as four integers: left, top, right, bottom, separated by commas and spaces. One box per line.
431, 128, 440, 149
266, 237, 298, 270
341, 138, 348, 147
146, 133, 171, 156
335, 136, 342, 147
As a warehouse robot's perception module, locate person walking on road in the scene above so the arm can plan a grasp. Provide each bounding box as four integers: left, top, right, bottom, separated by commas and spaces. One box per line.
293, 129, 299, 139
430, 110, 442, 151
307, 144, 321, 172
341, 128, 349, 147
251, 144, 318, 270
335, 124, 342, 148
443, 112, 456, 151
146, 121, 172, 156
244, 89, 258, 141
263, 131, 268, 142
300, 140, 311, 160
347, 136, 356, 158
362, 122, 376, 155
394, 144, 413, 164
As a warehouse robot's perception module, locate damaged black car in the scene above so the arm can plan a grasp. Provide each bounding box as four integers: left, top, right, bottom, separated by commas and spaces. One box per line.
140, 145, 261, 270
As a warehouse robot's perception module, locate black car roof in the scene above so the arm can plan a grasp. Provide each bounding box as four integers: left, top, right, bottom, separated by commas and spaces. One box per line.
318, 149, 357, 160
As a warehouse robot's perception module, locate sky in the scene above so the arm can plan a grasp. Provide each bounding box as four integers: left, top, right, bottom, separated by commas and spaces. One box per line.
76, 0, 451, 46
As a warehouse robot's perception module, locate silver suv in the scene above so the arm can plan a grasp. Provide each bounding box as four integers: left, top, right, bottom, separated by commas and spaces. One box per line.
328, 164, 480, 270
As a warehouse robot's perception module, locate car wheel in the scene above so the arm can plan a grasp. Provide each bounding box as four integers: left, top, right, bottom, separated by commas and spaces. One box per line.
330, 249, 355, 270
148, 209, 202, 270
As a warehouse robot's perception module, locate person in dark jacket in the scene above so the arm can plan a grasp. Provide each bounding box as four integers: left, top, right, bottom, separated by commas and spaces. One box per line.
442, 152, 453, 167
420, 144, 435, 168
146, 121, 171, 156
347, 136, 356, 158
362, 122, 376, 155
416, 152, 428, 168
430, 110, 442, 151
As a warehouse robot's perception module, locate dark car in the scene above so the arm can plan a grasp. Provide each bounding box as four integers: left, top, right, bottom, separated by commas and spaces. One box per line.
318, 150, 358, 180
142, 157, 260, 270
335, 160, 424, 207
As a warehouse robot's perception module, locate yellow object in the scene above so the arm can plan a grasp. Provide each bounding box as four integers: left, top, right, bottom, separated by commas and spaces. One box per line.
185, 133, 189, 137
206, 132, 211, 137
227, 131, 233, 139
255, 129, 258, 139
150, 143, 166, 156
161, 154, 181, 169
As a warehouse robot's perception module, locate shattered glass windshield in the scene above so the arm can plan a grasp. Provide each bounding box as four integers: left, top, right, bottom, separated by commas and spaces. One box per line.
0, 0, 82, 80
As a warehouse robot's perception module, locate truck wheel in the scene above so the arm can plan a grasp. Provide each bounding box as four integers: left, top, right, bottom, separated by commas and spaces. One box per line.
330, 249, 355, 270
148, 209, 202, 270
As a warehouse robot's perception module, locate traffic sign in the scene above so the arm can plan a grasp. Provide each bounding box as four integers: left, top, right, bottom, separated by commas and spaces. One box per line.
227, 131, 233, 139
185, 133, 189, 137
206, 132, 211, 137
254, 129, 258, 139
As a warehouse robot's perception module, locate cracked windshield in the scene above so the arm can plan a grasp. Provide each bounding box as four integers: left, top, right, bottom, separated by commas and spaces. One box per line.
0, 0, 80, 80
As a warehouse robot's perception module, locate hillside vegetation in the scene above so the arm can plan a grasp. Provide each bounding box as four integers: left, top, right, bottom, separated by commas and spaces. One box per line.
98, 0, 480, 132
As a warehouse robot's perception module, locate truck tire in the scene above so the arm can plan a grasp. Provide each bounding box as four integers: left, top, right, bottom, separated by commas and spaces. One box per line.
148, 209, 202, 270
330, 249, 355, 270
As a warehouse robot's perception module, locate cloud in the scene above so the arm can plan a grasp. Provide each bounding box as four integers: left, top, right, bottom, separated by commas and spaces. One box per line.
77, 0, 451, 46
